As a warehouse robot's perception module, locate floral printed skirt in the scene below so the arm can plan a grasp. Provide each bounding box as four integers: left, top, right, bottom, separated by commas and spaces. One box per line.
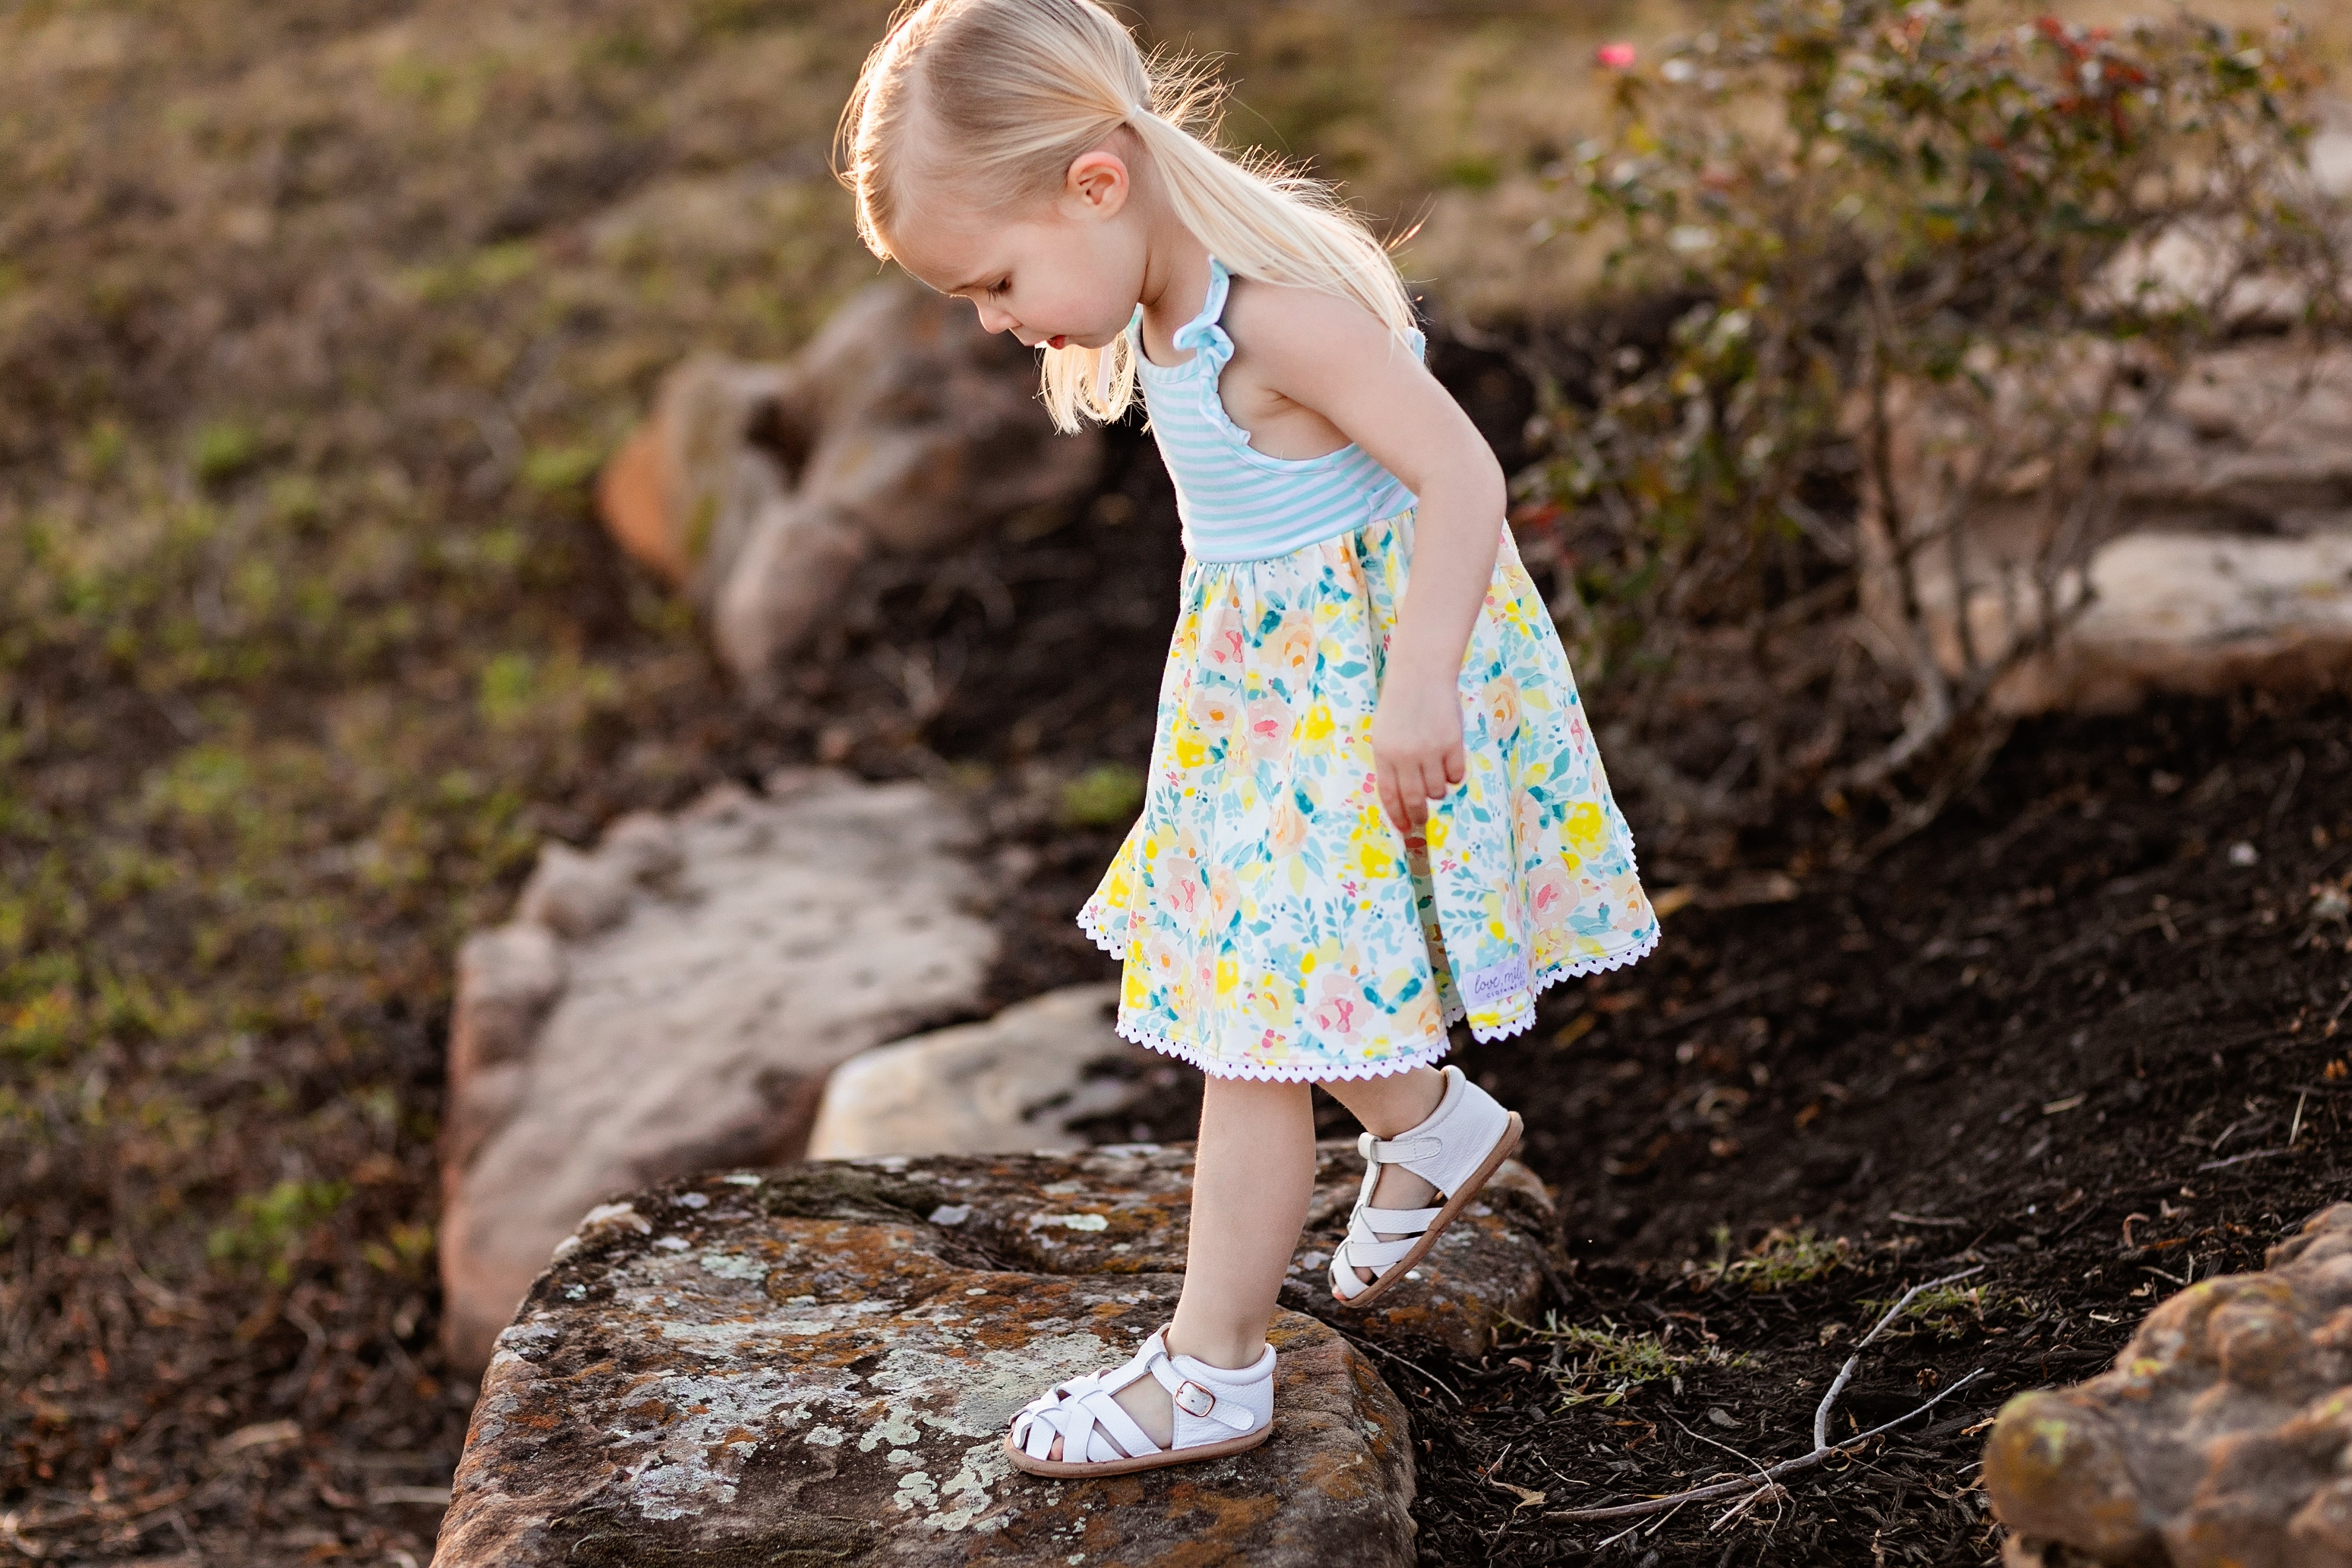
1077, 509, 1658, 1082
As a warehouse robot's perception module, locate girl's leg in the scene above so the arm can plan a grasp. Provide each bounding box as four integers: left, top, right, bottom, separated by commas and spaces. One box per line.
1320, 1065, 1449, 1286
1055, 1074, 1318, 1456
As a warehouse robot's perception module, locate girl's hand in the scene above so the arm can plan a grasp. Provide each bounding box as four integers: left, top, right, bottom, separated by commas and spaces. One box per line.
1371, 673, 1465, 833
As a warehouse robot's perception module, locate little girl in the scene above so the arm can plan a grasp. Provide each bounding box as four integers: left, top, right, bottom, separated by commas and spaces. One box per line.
841, 0, 1657, 1477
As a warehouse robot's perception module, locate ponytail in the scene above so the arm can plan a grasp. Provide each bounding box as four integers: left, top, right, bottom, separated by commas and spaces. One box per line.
839, 0, 1417, 432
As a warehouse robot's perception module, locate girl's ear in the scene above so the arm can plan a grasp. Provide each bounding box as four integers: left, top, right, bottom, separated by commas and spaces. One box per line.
1064, 149, 1129, 219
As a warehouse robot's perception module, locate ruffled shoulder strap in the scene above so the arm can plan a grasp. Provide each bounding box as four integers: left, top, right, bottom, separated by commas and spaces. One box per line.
1169, 256, 1236, 372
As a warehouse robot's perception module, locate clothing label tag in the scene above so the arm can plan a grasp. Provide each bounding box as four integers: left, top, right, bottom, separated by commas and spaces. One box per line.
1460, 955, 1529, 1009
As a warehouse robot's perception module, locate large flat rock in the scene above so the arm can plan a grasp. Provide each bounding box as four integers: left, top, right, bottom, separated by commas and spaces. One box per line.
438, 769, 998, 1372
435, 1161, 1418, 1567
1859, 340, 2352, 715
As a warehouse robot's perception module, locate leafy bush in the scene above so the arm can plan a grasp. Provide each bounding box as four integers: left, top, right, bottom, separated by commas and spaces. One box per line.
1517, 0, 2342, 853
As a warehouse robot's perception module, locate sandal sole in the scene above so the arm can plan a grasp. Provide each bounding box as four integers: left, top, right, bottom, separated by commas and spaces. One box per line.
1003, 1423, 1273, 1478
1334, 1110, 1523, 1309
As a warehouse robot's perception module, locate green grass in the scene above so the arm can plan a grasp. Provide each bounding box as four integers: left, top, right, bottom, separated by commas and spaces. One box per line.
1519, 1312, 1753, 1407
1855, 1283, 2033, 1340
1060, 763, 1147, 829
1694, 1223, 1852, 1292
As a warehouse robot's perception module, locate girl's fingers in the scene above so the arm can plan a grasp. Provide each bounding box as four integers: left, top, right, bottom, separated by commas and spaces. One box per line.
1377, 752, 1460, 831
1443, 744, 1466, 788
1377, 762, 1407, 833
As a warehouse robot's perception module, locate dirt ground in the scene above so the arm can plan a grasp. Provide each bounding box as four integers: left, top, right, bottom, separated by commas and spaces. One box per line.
6, 3, 2351, 1564
980, 428, 2352, 1567
9, 337, 2352, 1568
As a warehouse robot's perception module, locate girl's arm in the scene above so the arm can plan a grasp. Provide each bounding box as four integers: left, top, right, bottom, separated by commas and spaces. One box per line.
1221, 283, 1508, 833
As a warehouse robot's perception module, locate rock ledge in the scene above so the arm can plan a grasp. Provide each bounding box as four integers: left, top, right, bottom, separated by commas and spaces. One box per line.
436, 1153, 1430, 1567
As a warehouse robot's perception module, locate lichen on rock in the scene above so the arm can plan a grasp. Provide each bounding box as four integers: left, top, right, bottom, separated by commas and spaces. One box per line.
1987, 1202, 2352, 1568
435, 1160, 1420, 1567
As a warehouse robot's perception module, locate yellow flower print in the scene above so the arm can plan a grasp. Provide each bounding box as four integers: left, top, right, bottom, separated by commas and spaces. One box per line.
1214, 958, 1239, 997
1351, 804, 1399, 880
1299, 699, 1337, 754
1248, 973, 1297, 1029
1565, 800, 1607, 857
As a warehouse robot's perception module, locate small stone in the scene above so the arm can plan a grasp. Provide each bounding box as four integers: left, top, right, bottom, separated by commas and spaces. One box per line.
805, 985, 1155, 1160
514, 842, 634, 940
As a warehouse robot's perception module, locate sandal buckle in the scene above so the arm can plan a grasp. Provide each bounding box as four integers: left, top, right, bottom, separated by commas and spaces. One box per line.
1172, 1380, 1217, 1418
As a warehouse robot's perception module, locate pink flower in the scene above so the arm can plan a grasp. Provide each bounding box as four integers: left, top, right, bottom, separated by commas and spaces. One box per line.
1529, 864, 1573, 929
1166, 875, 1200, 917
1311, 992, 1363, 1039
1596, 41, 1636, 70
1244, 696, 1293, 761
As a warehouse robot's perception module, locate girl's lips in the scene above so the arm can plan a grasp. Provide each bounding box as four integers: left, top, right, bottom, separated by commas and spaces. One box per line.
1047, 334, 1068, 349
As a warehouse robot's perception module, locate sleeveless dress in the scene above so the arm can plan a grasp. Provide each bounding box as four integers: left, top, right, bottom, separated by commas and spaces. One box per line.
1077, 258, 1658, 1082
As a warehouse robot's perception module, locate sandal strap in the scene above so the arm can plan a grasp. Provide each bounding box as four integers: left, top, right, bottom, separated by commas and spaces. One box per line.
1013, 1385, 1158, 1464
1361, 1131, 1443, 1165
1008, 1329, 1273, 1464
1331, 1066, 1514, 1302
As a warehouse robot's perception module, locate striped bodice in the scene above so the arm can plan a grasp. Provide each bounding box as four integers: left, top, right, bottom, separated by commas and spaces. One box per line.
1132, 257, 1424, 564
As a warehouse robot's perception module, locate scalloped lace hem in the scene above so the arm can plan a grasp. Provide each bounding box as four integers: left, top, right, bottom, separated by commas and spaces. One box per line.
1443, 924, 1663, 1043
1109, 1012, 1456, 1084
1075, 904, 1660, 1079
1076, 901, 1125, 959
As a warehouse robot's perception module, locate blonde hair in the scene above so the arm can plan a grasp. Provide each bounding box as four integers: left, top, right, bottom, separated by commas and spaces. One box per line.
837, 0, 1417, 431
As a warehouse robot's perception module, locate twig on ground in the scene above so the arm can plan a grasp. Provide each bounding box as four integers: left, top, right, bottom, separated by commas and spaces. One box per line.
1548, 1265, 1992, 1529
1711, 1481, 1789, 1532
1673, 1416, 1787, 1534
1546, 1368, 1988, 1524
1816, 1266, 1984, 1452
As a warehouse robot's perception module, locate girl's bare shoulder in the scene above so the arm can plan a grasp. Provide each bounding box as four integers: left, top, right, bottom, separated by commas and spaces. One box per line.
1220, 275, 1414, 385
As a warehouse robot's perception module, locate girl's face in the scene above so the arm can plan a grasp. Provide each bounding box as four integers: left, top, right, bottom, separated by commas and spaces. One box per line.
887, 148, 1145, 351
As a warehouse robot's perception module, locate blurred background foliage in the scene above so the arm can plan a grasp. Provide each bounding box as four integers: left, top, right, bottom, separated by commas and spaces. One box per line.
0, 0, 2342, 1555
1511, 0, 2341, 852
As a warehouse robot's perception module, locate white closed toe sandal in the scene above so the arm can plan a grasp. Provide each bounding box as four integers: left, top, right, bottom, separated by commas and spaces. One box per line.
1004, 1327, 1277, 1478
1330, 1064, 1523, 1307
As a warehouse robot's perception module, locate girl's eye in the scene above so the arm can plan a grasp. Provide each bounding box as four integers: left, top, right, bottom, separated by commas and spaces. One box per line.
985, 278, 1010, 296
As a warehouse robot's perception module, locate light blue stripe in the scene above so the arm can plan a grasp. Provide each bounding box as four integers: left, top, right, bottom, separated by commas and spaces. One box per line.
1134, 257, 1424, 565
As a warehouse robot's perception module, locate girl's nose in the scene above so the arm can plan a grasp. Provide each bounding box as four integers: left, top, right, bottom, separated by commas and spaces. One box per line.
973, 301, 1017, 336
